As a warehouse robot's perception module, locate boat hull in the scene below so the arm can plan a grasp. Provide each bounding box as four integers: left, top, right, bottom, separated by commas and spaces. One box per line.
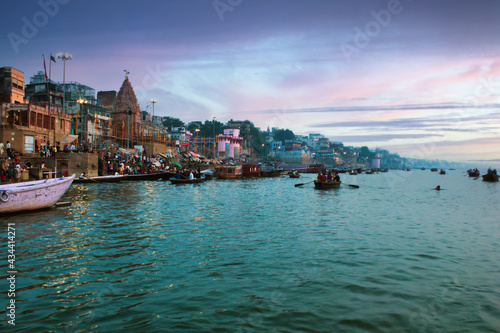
0, 175, 75, 214
73, 175, 127, 183
482, 174, 499, 182
169, 178, 207, 184
123, 171, 174, 181
314, 180, 341, 189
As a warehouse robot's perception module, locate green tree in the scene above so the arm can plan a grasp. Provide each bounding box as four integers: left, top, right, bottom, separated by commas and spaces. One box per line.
163, 117, 185, 129
273, 129, 295, 142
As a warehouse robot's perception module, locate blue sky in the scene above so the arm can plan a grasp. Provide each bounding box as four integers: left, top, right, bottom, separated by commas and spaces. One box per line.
1, 0, 499, 164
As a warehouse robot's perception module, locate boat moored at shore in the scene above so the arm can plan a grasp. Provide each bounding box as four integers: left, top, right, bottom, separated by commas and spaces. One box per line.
0, 175, 75, 214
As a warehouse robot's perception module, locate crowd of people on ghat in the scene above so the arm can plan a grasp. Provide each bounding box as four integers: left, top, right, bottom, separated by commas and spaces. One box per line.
98, 149, 175, 176
317, 171, 341, 183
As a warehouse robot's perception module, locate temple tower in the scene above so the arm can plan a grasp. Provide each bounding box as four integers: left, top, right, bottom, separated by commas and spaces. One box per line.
112, 72, 142, 144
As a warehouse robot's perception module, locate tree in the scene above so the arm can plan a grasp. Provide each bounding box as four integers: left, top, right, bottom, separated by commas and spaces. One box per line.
273, 129, 295, 142
163, 117, 185, 129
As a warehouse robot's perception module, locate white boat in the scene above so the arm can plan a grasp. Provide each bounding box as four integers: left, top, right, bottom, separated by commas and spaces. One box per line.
0, 175, 75, 214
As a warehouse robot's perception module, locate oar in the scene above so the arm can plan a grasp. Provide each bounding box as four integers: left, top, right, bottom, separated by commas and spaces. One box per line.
295, 180, 314, 187
341, 182, 359, 188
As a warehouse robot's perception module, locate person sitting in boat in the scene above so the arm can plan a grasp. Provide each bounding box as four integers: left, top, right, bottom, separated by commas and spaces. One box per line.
435, 185, 441, 191
334, 172, 340, 182
320, 173, 327, 183
175, 171, 181, 179
79, 172, 86, 179
327, 171, 333, 182
317, 172, 322, 181
189, 171, 195, 180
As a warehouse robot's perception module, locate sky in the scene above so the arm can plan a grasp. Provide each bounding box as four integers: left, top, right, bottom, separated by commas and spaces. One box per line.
1, 0, 499, 165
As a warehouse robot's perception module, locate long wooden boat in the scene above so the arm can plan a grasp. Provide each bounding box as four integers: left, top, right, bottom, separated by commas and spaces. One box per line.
73, 174, 127, 184
482, 169, 499, 182
260, 170, 281, 177
169, 177, 207, 184
0, 175, 75, 214
215, 165, 242, 179
242, 164, 261, 178
123, 171, 174, 181
314, 180, 341, 189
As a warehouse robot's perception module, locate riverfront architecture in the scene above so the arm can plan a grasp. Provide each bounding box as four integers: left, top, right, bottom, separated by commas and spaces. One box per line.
1, 61, 462, 181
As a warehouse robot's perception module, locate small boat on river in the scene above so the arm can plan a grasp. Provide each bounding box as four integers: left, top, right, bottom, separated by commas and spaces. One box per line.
169, 177, 207, 184
467, 169, 480, 177
73, 174, 127, 184
314, 180, 341, 189
289, 171, 300, 178
439, 169, 446, 175
0, 175, 75, 214
482, 169, 499, 182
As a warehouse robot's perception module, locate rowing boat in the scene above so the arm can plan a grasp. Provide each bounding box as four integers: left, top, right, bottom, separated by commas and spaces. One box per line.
0, 175, 75, 213
314, 180, 341, 189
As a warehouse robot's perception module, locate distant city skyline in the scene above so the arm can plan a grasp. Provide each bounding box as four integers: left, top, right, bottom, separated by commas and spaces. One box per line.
1, 0, 499, 165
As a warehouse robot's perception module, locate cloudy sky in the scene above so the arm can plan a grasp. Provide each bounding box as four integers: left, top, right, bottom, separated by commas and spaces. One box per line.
1, 0, 499, 164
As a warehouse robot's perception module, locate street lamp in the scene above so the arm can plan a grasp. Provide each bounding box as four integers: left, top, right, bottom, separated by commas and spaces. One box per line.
195, 128, 200, 153
212, 116, 216, 158
150, 99, 157, 123
76, 98, 87, 145
57, 52, 72, 114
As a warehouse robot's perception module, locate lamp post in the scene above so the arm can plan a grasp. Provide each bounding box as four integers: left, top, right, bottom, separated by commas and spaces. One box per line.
150, 99, 157, 122
57, 52, 72, 114
77, 98, 87, 145
212, 116, 218, 159
195, 128, 200, 153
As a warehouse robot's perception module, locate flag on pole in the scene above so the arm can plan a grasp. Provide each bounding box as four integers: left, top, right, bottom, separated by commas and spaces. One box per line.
50, 54, 56, 63
42, 54, 48, 81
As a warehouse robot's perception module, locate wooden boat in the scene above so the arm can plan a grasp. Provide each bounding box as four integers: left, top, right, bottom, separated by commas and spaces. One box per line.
73, 174, 127, 183
482, 169, 499, 182
314, 180, 341, 189
380, 168, 388, 173
169, 177, 207, 184
215, 165, 242, 179
123, 171, 174, 181
439, 169, 446, 175
349, 170, 357, 175
260, 170, 281, 177
467, 169, 480, 177
289, 171, 300, 178
242, 164, 261, 178
365, 169, 374, 174
430, 168, 438, 172
0, 175, 75, 214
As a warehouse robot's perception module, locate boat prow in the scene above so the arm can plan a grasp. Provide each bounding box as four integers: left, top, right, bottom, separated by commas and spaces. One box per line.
0, 175, 75, 214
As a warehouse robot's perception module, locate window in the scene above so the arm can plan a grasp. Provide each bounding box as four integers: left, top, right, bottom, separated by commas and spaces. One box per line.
25, 135, 34, 153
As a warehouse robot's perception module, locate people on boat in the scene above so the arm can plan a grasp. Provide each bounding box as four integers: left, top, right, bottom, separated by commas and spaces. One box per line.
189, 171, 195, 180
334, 172, 340, 182
175, 171, 181, 179
327, 171, 332, 181
79, 172, 86, 179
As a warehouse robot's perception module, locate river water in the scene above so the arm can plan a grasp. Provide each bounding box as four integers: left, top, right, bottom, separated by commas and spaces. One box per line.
1, 170, 499, 332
